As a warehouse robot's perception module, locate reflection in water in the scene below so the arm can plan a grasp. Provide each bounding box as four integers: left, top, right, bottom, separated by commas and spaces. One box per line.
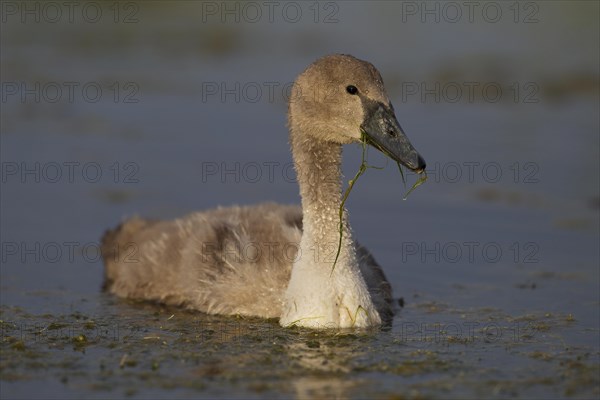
293, 376, 358, 400
286, 337, 352, 373
284, 327, 399, 398
285, 332, 362, 399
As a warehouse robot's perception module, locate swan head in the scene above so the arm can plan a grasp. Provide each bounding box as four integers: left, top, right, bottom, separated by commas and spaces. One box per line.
289, 54, 425, 172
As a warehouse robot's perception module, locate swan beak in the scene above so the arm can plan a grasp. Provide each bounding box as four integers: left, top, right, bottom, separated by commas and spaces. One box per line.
360, 101, 426, 173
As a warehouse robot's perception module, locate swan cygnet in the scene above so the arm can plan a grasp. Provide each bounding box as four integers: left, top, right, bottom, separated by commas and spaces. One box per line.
101, 54, 426, 329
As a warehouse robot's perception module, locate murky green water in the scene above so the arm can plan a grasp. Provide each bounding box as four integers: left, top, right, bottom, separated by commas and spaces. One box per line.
1, 1, 598, 399
1, 297, 598, 399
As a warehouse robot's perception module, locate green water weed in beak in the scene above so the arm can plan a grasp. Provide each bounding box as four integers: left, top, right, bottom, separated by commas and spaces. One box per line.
331, 132, 427, 274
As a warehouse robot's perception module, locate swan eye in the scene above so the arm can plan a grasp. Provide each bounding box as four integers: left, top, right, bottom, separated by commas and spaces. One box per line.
346, 85, 358, 95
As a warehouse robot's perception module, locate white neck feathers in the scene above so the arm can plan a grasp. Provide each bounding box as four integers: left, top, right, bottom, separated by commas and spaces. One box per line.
279, 128, 382, 328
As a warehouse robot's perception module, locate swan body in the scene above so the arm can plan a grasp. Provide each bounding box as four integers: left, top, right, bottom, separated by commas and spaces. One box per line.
102, 54, 425, 328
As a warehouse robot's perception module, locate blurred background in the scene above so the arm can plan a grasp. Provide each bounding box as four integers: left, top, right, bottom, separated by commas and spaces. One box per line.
1, 1, 599, 399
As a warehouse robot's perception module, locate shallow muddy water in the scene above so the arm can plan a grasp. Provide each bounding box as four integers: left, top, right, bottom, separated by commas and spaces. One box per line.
1, 2, 599, 399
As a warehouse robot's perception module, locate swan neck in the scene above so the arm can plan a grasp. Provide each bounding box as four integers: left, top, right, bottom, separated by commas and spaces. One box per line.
291, 128, 354, 265
281, 125, 382, 328
293, 139, 342, 213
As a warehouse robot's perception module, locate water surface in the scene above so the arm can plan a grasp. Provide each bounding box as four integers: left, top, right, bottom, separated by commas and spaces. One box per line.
1, 2, 598, 398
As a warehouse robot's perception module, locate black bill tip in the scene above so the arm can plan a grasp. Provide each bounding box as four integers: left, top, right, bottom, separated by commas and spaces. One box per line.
416, 154, 426, 173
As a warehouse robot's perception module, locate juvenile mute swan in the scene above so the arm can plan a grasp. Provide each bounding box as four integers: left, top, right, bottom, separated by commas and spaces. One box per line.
102, 54, 425, 329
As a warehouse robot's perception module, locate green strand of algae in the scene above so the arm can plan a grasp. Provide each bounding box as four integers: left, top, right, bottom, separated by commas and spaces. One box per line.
330, 132, 370, 276
330, 132, 428, 275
